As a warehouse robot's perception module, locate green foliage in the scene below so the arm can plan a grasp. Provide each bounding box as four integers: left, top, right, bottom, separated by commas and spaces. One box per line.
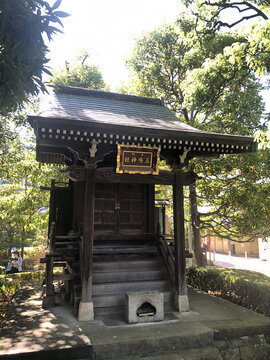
0, 270, 45, 284
194, 150, 270, 241
126, 14, 270, 245
187, 266, 270, 316
50, 51, 108, 90
23, 248, 37, 270
0, 277, 19, 323
0, 0, 69, 116
127, 21, 266, 132
255, 129, 270, 150
0, 109, 67, 252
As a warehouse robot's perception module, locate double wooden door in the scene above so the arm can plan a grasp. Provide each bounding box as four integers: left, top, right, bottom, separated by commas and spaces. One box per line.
94, 183, 145, 234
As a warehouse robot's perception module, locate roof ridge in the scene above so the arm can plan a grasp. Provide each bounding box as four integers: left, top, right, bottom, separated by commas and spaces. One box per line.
54, 85, 163, 106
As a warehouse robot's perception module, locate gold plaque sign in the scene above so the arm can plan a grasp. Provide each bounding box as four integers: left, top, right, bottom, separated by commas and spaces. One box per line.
116, 144, 160, 175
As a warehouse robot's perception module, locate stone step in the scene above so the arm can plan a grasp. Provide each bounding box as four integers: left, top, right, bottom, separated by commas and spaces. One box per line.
93, 290, 173, 308
74, 279, 172, 297
115, 346, 222, 360
93, 269, 167, 283
92, 279, 172, 296
55, 241, 78, 246
93, 245, 157, 255
55, 235, 80, 240
50, 249, 79, 256
93, 258, 163, 272
72, 255, 161, 271
92, 322, 214, 360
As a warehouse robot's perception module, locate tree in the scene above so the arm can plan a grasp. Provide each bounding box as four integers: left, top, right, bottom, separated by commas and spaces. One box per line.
126, 18, 269, 265
0, 52, 109, 257
0, 111, 65, 258
194, 150, 270, 242
50, 51, 108, 90
184, 0, 269, 34
0, 0, 69, 116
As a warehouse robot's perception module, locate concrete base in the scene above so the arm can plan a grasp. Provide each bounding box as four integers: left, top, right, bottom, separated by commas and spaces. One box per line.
125, 292, 164, 324
42, 294, 55, 308
2, 283, 270, 360
78, 301, 94, 322
174, 294, 190, 312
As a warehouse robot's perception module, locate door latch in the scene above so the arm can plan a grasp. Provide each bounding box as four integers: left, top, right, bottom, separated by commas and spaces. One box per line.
114, 202, 120, 211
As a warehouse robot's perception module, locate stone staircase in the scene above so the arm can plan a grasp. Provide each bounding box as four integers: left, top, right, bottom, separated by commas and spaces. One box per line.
93, 240, 173, 314
43, 234, 174, 317
71, 239, 174, 316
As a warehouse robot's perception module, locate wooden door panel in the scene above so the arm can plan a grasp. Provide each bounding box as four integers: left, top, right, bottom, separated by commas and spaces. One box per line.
131, 212, 143, 224
118, 184, 144, 233
94, 183, 146, 234
94, 183, 117, 233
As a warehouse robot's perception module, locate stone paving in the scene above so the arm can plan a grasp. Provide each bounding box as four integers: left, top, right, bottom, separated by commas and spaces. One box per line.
210, 252, 270, 277
1, 282, 270, 359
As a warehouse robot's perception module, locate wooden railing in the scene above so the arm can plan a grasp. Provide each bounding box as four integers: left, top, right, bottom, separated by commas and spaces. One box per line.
158, 230, 193, 283
158, 233, 175, 282
48, 221, 56, 254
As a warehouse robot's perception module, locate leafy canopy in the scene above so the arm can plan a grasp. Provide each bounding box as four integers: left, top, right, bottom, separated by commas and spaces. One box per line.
0, 0, 69, 116
0, 110, 66, 251
50, 51, 108, 90
127, 21, 266, 134
126, 14, 269, 243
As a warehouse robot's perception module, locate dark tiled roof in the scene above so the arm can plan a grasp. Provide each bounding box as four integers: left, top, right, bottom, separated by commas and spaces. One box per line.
29, 86, 255, 157
35, 86, 201, 133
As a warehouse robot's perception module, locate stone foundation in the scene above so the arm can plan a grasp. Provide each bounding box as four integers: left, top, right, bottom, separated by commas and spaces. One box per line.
174, 294, 190, 312
78, 301, 94, 321
214, 334, 270, 360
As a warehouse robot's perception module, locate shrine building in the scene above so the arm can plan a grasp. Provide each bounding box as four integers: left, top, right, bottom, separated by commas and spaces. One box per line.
28, 85, 255, 321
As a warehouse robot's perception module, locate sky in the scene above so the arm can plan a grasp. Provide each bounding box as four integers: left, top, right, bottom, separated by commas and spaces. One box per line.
46, 0, 269, 113
47, 0, 184, 89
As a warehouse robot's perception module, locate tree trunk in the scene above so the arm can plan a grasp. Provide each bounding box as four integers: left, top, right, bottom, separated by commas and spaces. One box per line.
189, 182, 206, 267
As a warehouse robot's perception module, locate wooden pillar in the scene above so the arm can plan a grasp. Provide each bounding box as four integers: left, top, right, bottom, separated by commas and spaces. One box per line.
173, 168, 189, 312
42, 222, 56, 308
42, 256, 55, 308
78, 165, 95, 321
73, 182, 84, 233
48, 179, 56, 237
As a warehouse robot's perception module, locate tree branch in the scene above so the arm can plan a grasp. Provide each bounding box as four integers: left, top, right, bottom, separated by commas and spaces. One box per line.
195, 0, 268, 35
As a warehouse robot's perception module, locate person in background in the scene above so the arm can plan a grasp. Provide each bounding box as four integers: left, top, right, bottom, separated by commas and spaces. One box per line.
6, 257, 18, 273
15, 252, 23, 272
5, 259, 12, 274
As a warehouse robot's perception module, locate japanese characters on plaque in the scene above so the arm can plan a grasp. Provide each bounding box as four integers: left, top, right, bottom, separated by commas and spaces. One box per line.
116, 144, 160, 175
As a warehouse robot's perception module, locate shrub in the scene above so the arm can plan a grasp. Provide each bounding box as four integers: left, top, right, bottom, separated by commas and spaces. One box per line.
23, 247, 45, 270
187, 267, 270, 317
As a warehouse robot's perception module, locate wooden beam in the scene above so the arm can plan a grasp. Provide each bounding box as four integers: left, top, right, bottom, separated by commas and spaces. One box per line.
30, 115, 254, 148
96, 168, 175, 185
81, 166, 95, 303
173, 169, 187, 296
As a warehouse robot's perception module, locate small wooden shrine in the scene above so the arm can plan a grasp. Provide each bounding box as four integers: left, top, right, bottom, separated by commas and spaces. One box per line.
28, 86, 255, 321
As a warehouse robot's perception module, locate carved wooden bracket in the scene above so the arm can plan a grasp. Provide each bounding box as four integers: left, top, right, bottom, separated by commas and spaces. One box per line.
89, 139, 98, 158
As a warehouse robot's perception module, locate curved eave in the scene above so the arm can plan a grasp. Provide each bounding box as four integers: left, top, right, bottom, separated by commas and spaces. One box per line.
29, 115, 255, 165
28, 115, 255, 149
